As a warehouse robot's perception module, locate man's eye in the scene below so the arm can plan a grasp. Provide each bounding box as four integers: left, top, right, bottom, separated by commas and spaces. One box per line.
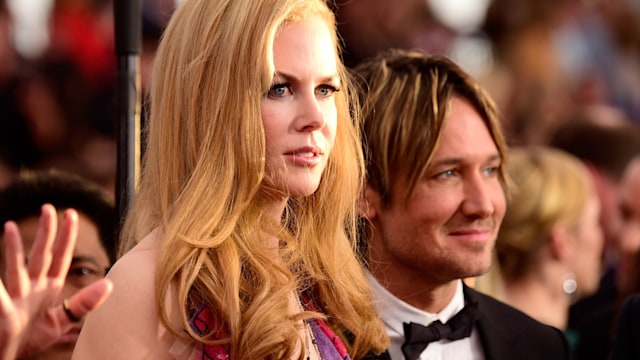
437, 169, 455, 179
66, 264, 106, 288
68, 266, 99, 277
483, 166, 499, 176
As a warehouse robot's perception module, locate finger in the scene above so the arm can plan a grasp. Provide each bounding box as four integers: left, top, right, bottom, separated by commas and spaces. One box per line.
56, 279, 113, 327
0, 276, 15, 318
27, 205, 58, 280
3, 222, 30, 297
47, 209, 78, 280
0, 279, 21, 359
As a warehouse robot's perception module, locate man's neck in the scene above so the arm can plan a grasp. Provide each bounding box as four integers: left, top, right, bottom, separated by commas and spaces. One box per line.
370, 264, 460, 313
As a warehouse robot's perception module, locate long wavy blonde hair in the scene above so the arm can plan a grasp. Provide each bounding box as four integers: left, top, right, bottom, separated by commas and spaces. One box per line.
119, 0, 388, 358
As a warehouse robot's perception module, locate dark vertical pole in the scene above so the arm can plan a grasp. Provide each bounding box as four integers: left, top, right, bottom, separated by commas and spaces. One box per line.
114, 0, 141, 238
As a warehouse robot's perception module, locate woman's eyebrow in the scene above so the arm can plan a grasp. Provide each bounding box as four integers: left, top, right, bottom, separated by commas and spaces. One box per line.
273, 71, 339, 84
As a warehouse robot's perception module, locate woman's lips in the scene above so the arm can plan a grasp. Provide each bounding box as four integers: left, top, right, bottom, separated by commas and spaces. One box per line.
285, 146, 323, 166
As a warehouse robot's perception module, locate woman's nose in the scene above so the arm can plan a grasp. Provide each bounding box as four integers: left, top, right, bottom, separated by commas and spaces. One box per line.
295, 92, 325, 132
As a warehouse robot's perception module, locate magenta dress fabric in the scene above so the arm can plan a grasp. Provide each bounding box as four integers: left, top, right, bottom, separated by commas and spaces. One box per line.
189, 301, 351, 360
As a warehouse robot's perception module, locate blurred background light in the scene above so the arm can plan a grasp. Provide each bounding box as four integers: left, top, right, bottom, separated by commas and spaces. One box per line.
427, 0, 492, 34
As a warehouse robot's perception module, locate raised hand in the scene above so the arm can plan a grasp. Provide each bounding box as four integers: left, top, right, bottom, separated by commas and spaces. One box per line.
0, 204, 113, 360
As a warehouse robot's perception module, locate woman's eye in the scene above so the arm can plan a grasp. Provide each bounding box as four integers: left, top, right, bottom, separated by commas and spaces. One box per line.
267, 83, 291, 98
316, 85, 338, 97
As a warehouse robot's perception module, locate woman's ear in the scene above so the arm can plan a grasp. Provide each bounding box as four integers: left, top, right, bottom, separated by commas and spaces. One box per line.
358, 185, 381, 220
549, 222, 575, 263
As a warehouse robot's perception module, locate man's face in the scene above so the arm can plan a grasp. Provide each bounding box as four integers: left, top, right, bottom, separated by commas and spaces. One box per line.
618, 159, 640, 256
596, 174, 623, 252
366, 96, 506, 289
1, 212, 111, 360
616, 158, 640, 287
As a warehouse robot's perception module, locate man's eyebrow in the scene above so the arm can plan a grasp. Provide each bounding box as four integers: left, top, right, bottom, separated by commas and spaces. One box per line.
484, 154, 502, 163
70, 255, 102, 266
430, 153, 501, 167
430, 158, 462, 167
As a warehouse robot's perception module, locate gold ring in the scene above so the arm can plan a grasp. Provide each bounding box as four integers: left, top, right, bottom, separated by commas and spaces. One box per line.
62, 299, 82, 322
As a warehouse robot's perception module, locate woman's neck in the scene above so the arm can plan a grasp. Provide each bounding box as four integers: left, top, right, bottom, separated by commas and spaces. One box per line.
264, 197, 288, 258
504, 273, 570, 330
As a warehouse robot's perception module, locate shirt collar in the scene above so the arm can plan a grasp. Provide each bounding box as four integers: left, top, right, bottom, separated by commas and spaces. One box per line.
366, 271, 466, 336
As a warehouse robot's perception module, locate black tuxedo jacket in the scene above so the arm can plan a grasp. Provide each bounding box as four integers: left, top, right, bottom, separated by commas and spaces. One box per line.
464, 284, 570, 360
363, 284, 570, 360
610, 293, 640, 360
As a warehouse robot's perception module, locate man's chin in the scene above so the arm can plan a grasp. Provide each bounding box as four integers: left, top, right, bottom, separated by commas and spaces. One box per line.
27, 343, 75, 360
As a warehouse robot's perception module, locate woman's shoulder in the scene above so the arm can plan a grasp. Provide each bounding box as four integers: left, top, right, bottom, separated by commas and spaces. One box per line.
73, 230, 180, 360
110, 230, 161, 280
99, 230, 162, 298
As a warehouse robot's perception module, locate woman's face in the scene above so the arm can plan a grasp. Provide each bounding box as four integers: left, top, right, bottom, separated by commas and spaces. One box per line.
260, 14, 339, 197
571, 190, 604, 298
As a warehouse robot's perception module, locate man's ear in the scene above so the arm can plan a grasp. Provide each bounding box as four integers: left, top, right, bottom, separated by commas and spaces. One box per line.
358, 185, 381, 220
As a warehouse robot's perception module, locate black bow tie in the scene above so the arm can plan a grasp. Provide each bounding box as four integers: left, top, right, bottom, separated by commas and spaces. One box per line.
401, 301, 479, 360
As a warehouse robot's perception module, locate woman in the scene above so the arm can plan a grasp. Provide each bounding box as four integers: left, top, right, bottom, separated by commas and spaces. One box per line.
477, 146, 603, 332
72, 0, 388, 359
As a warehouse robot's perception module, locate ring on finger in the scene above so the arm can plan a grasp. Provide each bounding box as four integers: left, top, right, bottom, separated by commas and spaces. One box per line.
62, 299, 82, 322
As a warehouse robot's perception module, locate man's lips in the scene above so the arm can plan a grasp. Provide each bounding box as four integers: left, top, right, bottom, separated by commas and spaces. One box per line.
56, 327, 81, 344
448, 227, 493, 243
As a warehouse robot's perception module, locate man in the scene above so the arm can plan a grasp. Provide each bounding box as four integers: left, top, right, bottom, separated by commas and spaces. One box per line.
602, 156, 640, 360
0, 204, 112, 360
550, 116, 640, 360
353, 49, 569, 359
618, 157, 640, 291
0, 170, 115, 360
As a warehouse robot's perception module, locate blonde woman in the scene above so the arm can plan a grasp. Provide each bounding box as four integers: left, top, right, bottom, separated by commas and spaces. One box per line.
72, 0, 388, 358
485, 146, 604, 331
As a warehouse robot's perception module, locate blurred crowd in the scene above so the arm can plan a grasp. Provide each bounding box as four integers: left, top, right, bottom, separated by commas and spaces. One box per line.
2, 0, 638, 193
0, 0, 167, 195
333, 0, 640, 144
0, 0, 640, 359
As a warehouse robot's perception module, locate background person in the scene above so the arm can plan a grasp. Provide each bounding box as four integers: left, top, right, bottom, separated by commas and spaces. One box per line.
0, 169, 116, 359
478, 146, 603, 346
0, 204, 112, 360
548, 112, 640, 360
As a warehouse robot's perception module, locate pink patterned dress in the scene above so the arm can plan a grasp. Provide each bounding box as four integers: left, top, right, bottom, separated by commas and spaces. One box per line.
188, 299, 351, 360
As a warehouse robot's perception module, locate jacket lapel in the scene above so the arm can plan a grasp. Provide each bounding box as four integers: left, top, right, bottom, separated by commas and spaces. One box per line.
463, 284, 518, 360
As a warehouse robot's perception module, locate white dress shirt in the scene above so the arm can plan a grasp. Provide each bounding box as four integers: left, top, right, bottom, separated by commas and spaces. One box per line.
366, 272, 485, 360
